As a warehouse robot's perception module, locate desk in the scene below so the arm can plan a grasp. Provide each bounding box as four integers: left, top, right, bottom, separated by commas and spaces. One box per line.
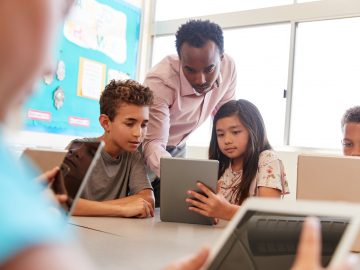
69, 209, 228, 270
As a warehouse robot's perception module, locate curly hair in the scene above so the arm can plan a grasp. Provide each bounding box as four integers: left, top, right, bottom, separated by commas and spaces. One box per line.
175, 19, 224, 59
100, 79, 154, 121
341, 106, 360, 130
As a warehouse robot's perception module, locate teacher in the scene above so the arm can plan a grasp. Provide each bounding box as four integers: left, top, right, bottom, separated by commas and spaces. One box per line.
142, 20, 237, 207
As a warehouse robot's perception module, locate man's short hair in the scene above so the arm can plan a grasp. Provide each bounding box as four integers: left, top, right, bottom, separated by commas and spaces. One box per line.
175, 19, 224, 59
341, 106, 360, 130
100, 79, 154, 121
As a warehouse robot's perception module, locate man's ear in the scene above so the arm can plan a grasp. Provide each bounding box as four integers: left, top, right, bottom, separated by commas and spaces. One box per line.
99, 114, 111, 132
220, 53, 224, 61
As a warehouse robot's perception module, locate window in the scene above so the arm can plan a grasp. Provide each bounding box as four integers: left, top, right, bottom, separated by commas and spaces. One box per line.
223, 24, 291, 146
297, 0, 321, 2
155, 0, 294, 22
152, 35, 176, 67
152, 24, 291, 147
290, 17, 360, 149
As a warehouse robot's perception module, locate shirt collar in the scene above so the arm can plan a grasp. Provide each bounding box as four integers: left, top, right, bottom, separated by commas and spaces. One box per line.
180, 66, 223, 97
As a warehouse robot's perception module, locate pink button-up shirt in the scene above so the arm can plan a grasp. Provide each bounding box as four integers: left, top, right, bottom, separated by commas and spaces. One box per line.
143, 53, 237, 177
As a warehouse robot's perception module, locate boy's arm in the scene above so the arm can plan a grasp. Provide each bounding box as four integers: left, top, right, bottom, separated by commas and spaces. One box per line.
72, 198, 153, 217
101, 189, 155, 209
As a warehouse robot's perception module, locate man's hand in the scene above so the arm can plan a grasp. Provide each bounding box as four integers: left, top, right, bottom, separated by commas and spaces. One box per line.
120, 198, 154, 218
186, 182, 238, 222
162, 247, 209, 270
291, 217, 359, 270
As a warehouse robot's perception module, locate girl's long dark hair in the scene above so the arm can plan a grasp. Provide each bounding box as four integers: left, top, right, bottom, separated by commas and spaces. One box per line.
209, 99, 272, 205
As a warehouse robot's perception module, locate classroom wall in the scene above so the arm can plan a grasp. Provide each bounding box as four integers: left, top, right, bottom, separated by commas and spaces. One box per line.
4, 0, 345, 202
3, 0, 144, 156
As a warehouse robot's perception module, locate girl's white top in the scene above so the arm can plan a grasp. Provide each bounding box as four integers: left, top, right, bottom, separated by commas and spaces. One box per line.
219, 150, 290, 205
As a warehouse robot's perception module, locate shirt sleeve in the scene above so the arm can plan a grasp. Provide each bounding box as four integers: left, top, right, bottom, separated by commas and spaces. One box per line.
211, 61, 237, 118
128, 151, 153, 196
142, 77, 174, 177
257, 159, 284, 192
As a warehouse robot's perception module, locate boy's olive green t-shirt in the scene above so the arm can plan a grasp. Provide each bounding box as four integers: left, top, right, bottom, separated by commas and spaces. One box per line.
66, 138, 152, 201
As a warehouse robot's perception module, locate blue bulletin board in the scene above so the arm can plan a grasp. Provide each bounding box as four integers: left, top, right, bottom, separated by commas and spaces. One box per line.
22, 0, 142, 137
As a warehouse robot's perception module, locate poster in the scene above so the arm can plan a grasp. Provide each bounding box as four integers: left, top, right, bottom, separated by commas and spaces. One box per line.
77, 57, 106, 100
64, 0, 127, 64
22, 0, 141, 137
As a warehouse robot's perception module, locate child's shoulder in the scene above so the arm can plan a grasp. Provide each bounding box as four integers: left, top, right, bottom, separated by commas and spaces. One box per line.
258, 149, 281, 164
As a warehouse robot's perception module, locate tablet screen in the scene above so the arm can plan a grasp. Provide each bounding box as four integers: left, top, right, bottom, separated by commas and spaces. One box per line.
51, 141, 101, 213
208, 211, 349, 270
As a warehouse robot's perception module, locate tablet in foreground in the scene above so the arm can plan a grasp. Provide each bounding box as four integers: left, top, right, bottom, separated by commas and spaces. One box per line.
202, 198, 360, 270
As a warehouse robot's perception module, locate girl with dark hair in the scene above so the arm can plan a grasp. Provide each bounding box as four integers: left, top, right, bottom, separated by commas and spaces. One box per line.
186, 99, 290, 222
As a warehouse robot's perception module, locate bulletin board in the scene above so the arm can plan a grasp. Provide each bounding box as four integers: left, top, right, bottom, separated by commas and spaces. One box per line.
22, 0, 141, 137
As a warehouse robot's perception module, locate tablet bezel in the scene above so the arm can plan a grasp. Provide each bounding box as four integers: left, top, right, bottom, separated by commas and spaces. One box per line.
201, 197, 360, 269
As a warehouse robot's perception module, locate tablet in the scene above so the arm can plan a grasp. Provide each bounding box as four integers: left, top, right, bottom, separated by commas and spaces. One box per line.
160, 157, 219, 225
297, 154, 360, 202
297, 154, 360, 252
51, 140, 104, 216
201, 198, 360, 270
21, 148, 68, 173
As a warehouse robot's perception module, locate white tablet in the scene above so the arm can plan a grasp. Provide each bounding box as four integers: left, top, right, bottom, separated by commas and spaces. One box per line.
201, 198, 360, 270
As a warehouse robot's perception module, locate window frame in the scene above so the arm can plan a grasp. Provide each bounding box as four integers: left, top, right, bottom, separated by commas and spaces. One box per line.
139, 0, 360, 151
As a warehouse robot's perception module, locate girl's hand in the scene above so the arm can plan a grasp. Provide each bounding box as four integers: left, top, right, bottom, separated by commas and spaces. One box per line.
186, 181, 238, 221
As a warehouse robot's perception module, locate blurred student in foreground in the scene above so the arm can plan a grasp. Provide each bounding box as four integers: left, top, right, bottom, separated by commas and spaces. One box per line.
0, 1, 357, 270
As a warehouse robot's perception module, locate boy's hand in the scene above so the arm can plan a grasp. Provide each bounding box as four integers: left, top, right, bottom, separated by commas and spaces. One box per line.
186, 182, 238, 221
162, 247, 209, 270
120, 198, 154, 218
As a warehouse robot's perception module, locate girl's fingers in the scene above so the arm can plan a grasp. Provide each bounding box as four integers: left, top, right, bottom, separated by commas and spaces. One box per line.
189, 206, 209, 217
187, 190, 208, 203
186, 198, 207, 210
197, 182, 215, 198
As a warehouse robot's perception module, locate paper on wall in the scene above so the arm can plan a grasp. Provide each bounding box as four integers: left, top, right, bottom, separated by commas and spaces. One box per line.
81, 60, 104, 99
63, 0, 127, 64
107, 69, 130, 84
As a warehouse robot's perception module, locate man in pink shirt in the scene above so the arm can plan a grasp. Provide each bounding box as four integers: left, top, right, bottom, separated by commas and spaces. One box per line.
142, 20, 237, 207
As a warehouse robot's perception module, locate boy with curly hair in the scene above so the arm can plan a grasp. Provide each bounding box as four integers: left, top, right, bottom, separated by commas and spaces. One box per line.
69, 79, 155, 218
341, 106, 360, 156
